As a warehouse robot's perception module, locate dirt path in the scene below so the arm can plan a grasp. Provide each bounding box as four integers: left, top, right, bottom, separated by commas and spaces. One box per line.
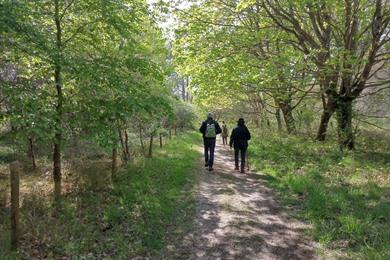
164, 139, 320, 260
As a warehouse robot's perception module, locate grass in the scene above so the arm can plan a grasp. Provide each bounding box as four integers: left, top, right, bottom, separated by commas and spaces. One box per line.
0, 132, 201, 259
249, 130, 390, 259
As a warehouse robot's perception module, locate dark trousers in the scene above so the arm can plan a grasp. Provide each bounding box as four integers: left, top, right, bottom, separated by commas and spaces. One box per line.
234, 147, 247, 170
222, 136, 228, 145
204, 138, 216, 167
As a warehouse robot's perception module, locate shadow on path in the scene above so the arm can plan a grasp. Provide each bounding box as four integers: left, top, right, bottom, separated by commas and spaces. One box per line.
165, 139, 319, 260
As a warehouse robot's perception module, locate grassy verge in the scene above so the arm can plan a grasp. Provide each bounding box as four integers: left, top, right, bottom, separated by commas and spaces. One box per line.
0, 132, 201, 259
249, 131, 389, 259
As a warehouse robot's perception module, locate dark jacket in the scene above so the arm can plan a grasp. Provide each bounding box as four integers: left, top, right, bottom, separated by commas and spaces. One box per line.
199, 119, 222, 139
229, 124, 251, 149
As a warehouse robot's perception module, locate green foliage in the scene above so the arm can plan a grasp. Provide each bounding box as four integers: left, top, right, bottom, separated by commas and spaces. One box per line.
172, 0, 389, 147
249, 131, 390, 259
0, 0, 175, 153
172, 100, 196, 129
0, 132, 201, 258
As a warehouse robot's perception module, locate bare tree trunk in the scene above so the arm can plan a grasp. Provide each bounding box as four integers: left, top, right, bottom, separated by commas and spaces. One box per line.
148, 134, 154, 157
118, 128, 128, 163
275, 108, 283, 132
124, 130, 130, 161
169, 128, 172, 139
10, 162, 20, 250
279, 101, 296, 134
159, 133, 163, 148
261, 111, 270, 129
28, 137, 36, 170
111, 148, 117, 177
139, 127, 144, 153
316, 96, 337, 141
186, 76, 190, 102
181, 80, 186, 101
53, 0, 63, 204
281, 109, 296, 134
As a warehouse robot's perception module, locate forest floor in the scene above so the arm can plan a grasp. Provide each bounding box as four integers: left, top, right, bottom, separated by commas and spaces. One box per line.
163, 139, 324, 260
1, 132, 388, 259
0, 133, 201, 259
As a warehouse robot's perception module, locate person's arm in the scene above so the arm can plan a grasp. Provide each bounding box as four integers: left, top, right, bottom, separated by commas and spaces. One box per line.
246, 127, 251, 141
215, 122, 222, 135
229, 129, 235, 147
199, 122, 206, 134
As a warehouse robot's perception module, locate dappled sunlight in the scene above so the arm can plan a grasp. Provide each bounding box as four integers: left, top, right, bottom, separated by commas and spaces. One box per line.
167, 139, 319, 259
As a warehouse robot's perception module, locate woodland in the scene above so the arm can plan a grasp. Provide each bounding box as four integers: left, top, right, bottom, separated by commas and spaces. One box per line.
0, 0, 389, 259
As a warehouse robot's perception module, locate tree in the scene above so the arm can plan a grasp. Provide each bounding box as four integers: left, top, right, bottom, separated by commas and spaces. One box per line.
258, 0, 390, 149
0, 0, 172, 204
173, 0, 316, 133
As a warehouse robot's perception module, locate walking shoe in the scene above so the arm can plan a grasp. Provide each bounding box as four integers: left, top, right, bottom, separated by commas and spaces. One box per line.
208, 166, 213, 171
205, 163, 209, 167
240, 169, 245, 174
234, 166, 239, 171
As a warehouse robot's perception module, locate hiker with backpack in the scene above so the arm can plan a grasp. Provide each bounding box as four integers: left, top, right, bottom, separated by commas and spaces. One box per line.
221, 121, 229, 146
230, 118, 251, 173
199, 113, 222, 171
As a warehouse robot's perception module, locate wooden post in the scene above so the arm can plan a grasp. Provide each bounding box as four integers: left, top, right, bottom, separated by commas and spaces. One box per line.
10, 161, 20, 250
159, 133, 163, 148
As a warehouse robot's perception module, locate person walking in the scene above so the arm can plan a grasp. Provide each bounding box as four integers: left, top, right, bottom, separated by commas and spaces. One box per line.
199, 113, 222, 171
229, 118, 251, 173
221, 121, 229, 146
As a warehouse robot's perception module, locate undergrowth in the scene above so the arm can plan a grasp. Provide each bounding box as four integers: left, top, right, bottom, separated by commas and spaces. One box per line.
250, 130, 390, 259
0, 132, 201, 259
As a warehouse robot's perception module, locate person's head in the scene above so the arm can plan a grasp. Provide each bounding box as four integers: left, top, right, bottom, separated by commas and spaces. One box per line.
207, 112, 213, 120
237, 118, 245, 126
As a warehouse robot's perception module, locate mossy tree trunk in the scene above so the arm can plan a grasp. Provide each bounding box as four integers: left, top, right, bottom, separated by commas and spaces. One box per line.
337, 98, 354, 150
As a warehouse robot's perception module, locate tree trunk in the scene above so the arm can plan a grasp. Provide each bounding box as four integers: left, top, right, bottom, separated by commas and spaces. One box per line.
316, 96, 337, 141
111, 148, 117, 177
169, 128, 172, 139
174, 126, 177, 135
53, 135, 61, 202
159, 133, 163, 148
53, 0, 63, 203
10, 161, 20, 251
181, 79, 186, 101
118, 128, 128, 163
275, 108, 283, 132
28, 137, 36, 170
261, 111, 270, 129
124, 130, 130, 161
148, 134, 154, 158
139, 127, 144, 153
337, 98, 354, 150
280, 102, 296, 134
